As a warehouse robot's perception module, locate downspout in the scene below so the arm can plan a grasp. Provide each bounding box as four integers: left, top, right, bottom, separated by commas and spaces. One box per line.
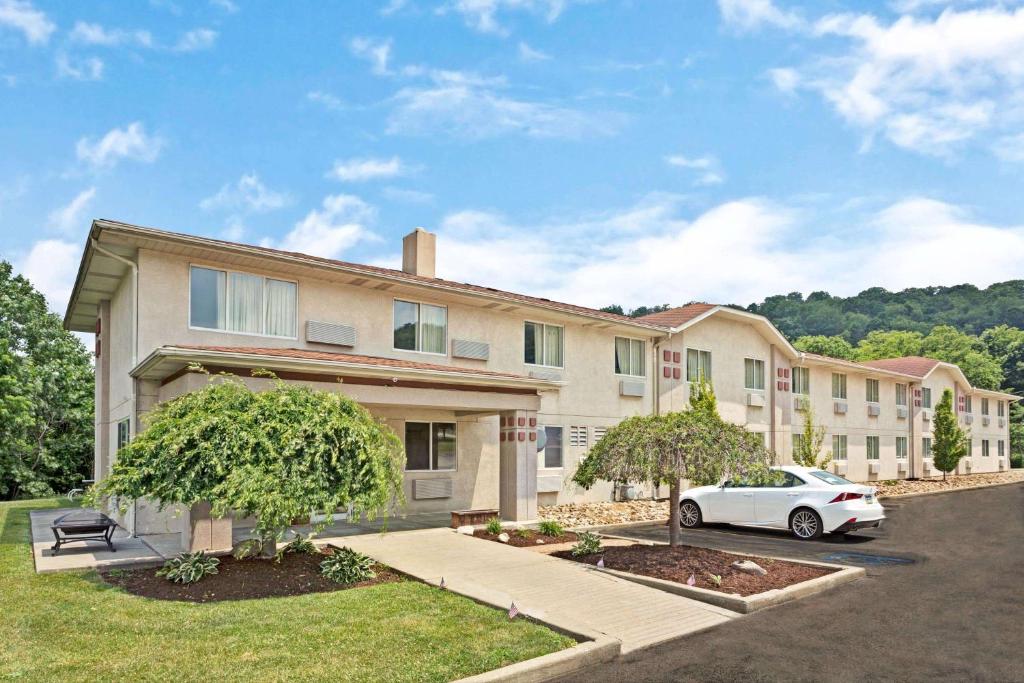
91, 239, 139, 536
768, 344, 777, 457
908, 381, 918, 479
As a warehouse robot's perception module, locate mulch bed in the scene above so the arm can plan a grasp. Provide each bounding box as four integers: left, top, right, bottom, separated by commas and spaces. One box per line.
101, 550, 402, 603
473, 529, 579, 547
554, 543, 835, 596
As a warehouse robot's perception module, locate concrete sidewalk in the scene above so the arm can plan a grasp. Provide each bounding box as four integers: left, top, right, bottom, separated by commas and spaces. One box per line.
328, 528, 737, 655
30, 509, 165, 573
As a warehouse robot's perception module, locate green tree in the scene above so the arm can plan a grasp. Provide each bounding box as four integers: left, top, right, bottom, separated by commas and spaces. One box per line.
980, 325, 1024, 393
689, 377, 718, 417
573, 411, 770, 546
921, 325, 1003, 389
931, 388, 969, 481
791, 407, 832, 469
0, 261, 94, 499
794, 335, 856, 360
90, 372, 405, 554
854, 330, 924, 361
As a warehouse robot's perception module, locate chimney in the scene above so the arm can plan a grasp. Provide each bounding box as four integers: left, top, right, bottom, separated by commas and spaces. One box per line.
402, 227, 436, 278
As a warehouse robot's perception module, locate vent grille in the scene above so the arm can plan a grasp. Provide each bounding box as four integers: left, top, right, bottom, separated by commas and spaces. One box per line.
306, 320, 357, 347
619, 380, 645, 397
412, 478, 453, 500
570, 426, 588, 448
452, 338, 489, 361
833, 401, 848, 415
867, 404, 880, 416
593, 427, 607, 442
529, 368, 562, 381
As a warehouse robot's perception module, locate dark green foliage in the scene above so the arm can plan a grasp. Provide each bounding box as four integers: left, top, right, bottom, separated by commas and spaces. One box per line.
485, 517, 502, 535
319, 547, 375, 584
537, 520, 564, 537
157, 551, 220, 584
794, 335, 856, 360
0, 261, 94, 499
283, 533, 318, 555
570, 532, 602, 557
599, 304, 672, 318
932, 389, 969, 480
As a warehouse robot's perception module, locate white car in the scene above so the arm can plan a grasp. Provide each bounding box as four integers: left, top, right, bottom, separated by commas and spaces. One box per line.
679, 465, 885, 540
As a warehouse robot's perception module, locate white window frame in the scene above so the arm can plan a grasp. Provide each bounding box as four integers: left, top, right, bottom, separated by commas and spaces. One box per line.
792, 367, 810, 396
895, 383, 907, 407
866, 378, 880, 404
998, 400, 1005, 417
981, 398, 989, 416
403, 421, 457, 472
999, 440, 1005, 458
744, 357, 766, 391
613, 336, 646, 378
540, 425, 564, 470
392, 298, 448, 357
866, 435, 880, 460
832, 434, 848, 460
922, 387, 932, 409
832, 373, 847, 400
923, 436, 933, 458
188, 263, 299, 340
896, 436, 908, 460
116, 418, 131, 451
964, 395, 973, 413
686, 347, 713, 383
982, 439, 990, 457
524, 320, 565, 369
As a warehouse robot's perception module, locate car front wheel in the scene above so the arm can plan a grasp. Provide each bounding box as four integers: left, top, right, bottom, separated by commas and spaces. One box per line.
680, 500, 703, 528
790, 508, 823, 540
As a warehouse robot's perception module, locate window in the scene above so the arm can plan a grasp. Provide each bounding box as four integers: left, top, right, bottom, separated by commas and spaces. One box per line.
116, 418, 130, 451
792, 367, 810, 395
744, 358, 765, 391
404, 422, 456, 471
922, 387, 932, 409
543, 426, 563, 468
923, 437, 933, 458
832, 434, 848, 460
999, 440, 1005, 458
866, 378, 879, 403
831, 373, 847, 400
569, 426, 588, 448
866, 435, 880, 460
394, 300, 447, 354
792, 433, 804, 454
190, 266, 297, 338
896, 436, 908, 460
982, 398, 990, 416
982, 439, 990, 457
964, 395, 973, 413
686, 348, 712, 382
614, 337, 645, 377
524, 322, 563, 367
896, 383, 907, 407
810, 470, 855, 486
998, 401, 1006, 417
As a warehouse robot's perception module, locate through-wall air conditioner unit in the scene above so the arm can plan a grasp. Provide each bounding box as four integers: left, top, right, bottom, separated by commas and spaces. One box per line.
833, 401, 848, 415
896, 405, 909, 419
963, 414, 974, 425
794, 396, 810, 412
898, 461, 908, 473
306, 320, 357, 347
832, 461, 848, 475
746, 392, 766, 407
961, 458, 972, 471
867, 404, 881, 417
999, 457, 1008, 471
922, 460, 934, 476
922, 410, 932, 422
451, 338, 490, 361
529, 369, 562, 382
619, 380, 645, 398
982, 416, 991, 427
868, 462, 880, 475
999, 417, 1006, 428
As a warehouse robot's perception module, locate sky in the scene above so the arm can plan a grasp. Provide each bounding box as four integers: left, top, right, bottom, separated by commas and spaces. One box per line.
2, 0, 1024, 321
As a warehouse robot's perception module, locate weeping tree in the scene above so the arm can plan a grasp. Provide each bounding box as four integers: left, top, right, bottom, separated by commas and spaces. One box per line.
932, 388, 969, 481
88, 370, 405, 555
573, 410, 771, 546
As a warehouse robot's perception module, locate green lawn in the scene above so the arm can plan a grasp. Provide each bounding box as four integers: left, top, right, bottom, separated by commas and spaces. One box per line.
0, 498, 574, 682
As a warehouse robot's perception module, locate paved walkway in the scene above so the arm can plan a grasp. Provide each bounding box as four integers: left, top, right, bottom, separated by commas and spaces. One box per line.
327, 527, 737, 655
30, 509, 165, 573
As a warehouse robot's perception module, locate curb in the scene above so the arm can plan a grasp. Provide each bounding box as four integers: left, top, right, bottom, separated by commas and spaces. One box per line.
453, 637, 620, 683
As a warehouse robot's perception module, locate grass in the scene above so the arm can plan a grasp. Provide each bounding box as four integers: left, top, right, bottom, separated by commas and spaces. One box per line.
0, 498, 574, 682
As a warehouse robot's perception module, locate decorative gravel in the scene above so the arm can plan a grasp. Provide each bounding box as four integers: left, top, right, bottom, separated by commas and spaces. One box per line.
870, 470, 1024, 498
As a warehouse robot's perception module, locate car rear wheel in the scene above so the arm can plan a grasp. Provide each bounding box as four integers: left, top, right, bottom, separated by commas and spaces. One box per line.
680, 500, 702, 528
790, 508, 823, 540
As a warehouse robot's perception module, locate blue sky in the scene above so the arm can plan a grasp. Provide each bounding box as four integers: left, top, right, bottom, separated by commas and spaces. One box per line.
3, 0, 1024, 317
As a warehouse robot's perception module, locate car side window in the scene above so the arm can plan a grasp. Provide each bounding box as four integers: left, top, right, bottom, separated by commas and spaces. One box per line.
784, 472, 805, 488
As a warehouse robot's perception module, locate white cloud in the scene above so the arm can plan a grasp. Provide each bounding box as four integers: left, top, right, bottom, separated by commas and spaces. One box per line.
69, 21, 153, 47
0, 0, 54, 45
441, 0, 580, 35
994, 132, 1024, 162
777, 6, 1024, 157
388, 69, 620, 139
210, 0, 238, 12
307, 90, 345, 111
264, 194, 377, 259
76, 122, 164, 168
381, 0, 408, 15
768, 66, 800, 94
517, 41, 550, 62
350, 36, 392, 75
200, 173, 290, 213
174, 27, 217, 52
381, 186, 435, 204
665, 154, 725, 186
329, 156, 406, 182
56, 53, 104, 81
717, 0, 803, 32
15, 239, 82, 312
48, 187, 96, 234
385, 194, 1024, 309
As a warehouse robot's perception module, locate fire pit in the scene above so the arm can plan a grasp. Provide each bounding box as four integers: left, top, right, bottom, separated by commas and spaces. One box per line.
50, 510, 118, 554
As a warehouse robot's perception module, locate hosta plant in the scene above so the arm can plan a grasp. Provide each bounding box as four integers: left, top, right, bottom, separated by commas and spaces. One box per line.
283, 533, 318, 555
537, 520, 564, 537
157, 551, 220, 584
320, 547, 375, 584
571, 531, 602, 557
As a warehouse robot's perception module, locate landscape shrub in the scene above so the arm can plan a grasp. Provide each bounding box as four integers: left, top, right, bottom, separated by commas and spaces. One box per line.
571, 532, 602, 557
537, 520, 564, 537
157, 551, 220, 584
485, 517, 503, 535
320, 547, 375, 584
283, 533, 318, 555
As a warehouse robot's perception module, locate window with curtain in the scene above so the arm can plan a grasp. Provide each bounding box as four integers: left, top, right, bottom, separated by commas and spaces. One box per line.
190, 265, 296, 337
896, 436, 907, 460
524, 322, 564, 367
999, 440, 1005, 458
792, 367, 810, 395
393, 300, 447, 354
404, 421, 456, 471
965, 395, 973, 413
744, 358, 765, 390
832, 434, 847, 460
981, 398, 989, 415
866, 436, 880, 460
896, 383, 907, 406
922, 387, 932, 408
832, 373, 847, 399
116, 418, 130, 451
614, 337, 645, 376
866, 378, 879, 403
982, 439, 990, 457
686, 348, 712, 382
998, 401, 1005, 417
922, 437, 932, 458
543, 426, 563, 468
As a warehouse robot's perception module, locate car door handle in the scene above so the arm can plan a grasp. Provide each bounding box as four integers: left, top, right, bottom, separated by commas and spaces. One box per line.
787, 492, 799, 497
742, 493, 753, 497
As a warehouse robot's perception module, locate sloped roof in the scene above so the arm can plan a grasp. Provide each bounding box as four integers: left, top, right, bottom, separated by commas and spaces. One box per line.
859, 356, 942, 378
635, 303, 717, 328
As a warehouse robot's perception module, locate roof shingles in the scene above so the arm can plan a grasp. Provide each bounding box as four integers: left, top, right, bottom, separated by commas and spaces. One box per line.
635, 303, 717, 328
858, 356, 941, 378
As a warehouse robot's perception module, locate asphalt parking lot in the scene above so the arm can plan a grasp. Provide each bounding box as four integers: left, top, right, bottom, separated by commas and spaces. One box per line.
559, 483, 1024, 682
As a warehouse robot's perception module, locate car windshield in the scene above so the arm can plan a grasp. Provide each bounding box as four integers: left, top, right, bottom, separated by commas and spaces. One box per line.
809, 470, 855, 486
